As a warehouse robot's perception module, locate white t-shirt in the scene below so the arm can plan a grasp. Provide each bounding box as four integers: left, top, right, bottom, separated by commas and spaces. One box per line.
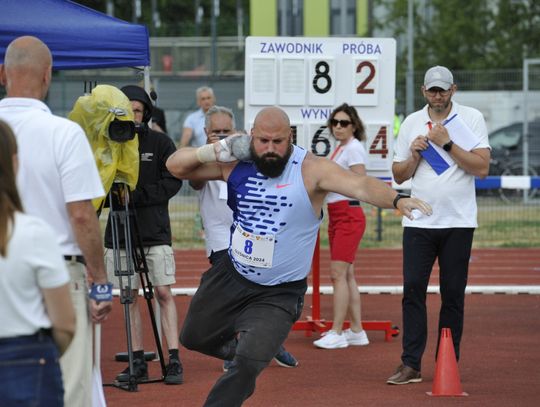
0, 213, 70, 338
393, 101, 490, 228
198, 180, 233, 257
183, 108, 207, 147
0, 98, 105, 255
326, 137, 367, 204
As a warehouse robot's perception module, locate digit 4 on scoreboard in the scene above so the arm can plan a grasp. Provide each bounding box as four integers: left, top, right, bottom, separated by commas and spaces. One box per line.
369, 126, 389, 158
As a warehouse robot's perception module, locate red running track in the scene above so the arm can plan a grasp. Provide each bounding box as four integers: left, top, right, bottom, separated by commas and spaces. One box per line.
100, 248, 540, 406
172, 248, 540, 288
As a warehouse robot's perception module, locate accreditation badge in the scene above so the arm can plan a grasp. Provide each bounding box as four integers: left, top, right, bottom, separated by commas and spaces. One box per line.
231, 223, 274, 268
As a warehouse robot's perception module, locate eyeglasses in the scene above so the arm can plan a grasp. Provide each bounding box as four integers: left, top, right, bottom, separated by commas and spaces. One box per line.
211, 129, 232, 134
425, 88, 451, 97
330, 119, 352, 127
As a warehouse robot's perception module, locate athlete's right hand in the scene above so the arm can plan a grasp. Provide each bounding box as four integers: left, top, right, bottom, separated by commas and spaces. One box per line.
197, 134, 251, 163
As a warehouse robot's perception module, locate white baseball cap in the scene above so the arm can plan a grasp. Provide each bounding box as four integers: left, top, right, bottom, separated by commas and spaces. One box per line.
424, 66, 453, 90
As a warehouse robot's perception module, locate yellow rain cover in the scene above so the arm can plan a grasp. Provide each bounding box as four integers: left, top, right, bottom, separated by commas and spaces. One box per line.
69, 85, 139, 210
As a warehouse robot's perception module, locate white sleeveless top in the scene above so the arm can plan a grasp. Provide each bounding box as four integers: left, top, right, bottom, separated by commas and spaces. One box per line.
227, 146, 322, 285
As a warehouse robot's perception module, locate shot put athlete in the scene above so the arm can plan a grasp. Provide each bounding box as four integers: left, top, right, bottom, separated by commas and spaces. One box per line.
166, 106, 432, 406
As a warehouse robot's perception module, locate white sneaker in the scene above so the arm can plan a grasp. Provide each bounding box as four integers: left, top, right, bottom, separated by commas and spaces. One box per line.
343, 328, 369, 346
313, 330, 349, 349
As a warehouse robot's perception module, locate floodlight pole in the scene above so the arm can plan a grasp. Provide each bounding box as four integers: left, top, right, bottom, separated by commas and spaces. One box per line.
522, 58, 540, 202
211, 0, 219, 78
405, 0, 415, 115
106, 0, 114, 17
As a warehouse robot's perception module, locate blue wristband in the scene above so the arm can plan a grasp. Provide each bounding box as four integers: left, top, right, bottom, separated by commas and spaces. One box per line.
89, 282, 113, 302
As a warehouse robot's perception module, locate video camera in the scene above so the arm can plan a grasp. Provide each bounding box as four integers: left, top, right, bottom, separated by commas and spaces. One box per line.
68, 85, 140, 210
109, 119, 136, 143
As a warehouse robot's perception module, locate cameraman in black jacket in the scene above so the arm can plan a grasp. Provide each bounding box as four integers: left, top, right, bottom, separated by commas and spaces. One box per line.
104, 85, 183, 385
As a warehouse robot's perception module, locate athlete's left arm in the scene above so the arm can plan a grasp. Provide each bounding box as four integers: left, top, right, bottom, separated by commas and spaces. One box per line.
307, 155, 432, 219
349, 163, 366, 176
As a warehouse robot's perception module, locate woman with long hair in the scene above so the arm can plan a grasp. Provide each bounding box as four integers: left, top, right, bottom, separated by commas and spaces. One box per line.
0, 120, 75, 406
313, 103, 370, 349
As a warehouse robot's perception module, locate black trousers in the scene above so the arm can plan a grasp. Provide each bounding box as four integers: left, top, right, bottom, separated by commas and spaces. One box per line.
180, 254, 306, 407
401, 227, 474, 371
208, 248, 228, 265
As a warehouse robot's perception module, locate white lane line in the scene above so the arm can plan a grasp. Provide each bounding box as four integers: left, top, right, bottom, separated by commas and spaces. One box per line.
113, 285, 540, 297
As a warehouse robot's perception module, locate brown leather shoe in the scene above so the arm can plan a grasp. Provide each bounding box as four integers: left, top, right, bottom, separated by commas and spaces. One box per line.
387, 364, 422, 385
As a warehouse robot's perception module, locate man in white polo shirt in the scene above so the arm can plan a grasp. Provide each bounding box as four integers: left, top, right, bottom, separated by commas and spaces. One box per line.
388, 65, 491, 385
0, 35, 112, 407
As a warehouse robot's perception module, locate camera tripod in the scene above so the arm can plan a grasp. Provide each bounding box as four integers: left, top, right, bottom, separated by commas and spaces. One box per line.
105, 182, 166, 391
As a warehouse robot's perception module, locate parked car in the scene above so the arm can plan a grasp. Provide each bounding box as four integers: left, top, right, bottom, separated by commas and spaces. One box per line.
488, 119, 540, 202
489, 119, 540, 175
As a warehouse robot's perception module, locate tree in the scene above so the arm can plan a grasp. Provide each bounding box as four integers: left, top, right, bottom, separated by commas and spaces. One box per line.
374, 0, 540, 72
75, 0, 249, 37
489, 0, 540, 69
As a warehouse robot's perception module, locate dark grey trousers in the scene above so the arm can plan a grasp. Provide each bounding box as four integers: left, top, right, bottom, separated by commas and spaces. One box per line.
180, 254, 306, 407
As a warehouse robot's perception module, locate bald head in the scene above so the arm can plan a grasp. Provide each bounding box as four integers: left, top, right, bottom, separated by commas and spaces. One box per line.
253, 106, 290, 130
1, 36, 52, 99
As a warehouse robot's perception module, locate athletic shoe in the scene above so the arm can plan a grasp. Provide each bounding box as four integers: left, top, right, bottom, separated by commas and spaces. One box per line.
313, 330, 348, 349
273, 346, 298, 367
116, 358, 148, 383
343, 328, 370, 346
223, 359, 234, 372
386, 364, 422, 385
164, 359, 183, 385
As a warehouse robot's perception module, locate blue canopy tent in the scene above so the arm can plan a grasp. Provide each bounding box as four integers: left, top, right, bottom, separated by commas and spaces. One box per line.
0, 1, 153, 380
0, 0, 150, 70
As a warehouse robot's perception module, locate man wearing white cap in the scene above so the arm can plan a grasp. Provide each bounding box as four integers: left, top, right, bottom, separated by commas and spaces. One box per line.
388, 66, 491, 385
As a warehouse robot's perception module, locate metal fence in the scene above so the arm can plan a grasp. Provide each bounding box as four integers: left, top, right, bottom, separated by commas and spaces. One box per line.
51, 38, 540, 136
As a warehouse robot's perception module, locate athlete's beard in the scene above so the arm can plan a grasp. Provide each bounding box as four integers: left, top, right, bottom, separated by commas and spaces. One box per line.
250, 143, 293, 178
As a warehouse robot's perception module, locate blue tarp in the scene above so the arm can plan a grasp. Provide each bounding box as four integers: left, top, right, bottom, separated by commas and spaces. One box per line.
0, 0, 150, 70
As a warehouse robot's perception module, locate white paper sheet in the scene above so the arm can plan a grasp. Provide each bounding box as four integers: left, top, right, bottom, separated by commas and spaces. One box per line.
445, 114, 480, 152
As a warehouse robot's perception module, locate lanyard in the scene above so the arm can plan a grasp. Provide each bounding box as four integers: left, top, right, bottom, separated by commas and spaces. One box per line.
329, 145, 343, 161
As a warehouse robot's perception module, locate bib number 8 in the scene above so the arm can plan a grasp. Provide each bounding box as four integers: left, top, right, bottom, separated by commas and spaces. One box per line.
244, 240, 253, 255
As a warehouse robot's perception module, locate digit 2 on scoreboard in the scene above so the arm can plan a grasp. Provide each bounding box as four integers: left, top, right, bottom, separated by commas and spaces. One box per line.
351, 58, 379, 106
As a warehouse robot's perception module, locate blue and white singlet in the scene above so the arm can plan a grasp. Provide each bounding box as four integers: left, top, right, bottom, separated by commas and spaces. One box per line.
227, 145, 322, 285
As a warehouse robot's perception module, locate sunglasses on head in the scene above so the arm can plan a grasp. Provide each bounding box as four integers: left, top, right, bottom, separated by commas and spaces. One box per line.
330, 119, 352, 127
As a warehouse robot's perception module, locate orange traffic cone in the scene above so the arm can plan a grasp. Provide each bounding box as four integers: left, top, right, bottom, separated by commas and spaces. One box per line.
427, 327, 468, 397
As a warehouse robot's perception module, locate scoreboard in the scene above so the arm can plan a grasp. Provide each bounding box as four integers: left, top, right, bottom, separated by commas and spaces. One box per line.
244, 36, 396, 179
